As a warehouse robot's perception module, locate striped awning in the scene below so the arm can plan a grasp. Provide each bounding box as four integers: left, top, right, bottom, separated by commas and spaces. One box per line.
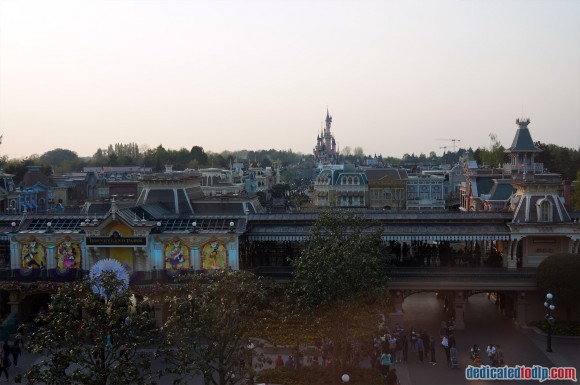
381, 235, 510, 242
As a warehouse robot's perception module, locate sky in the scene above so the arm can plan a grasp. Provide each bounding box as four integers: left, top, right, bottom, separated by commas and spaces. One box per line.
0, 0, 579, 160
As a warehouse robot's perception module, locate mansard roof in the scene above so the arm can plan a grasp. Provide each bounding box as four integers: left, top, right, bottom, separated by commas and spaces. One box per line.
486, 181, 515, 201
365, 168, 408, 181
511, 193, 571, 223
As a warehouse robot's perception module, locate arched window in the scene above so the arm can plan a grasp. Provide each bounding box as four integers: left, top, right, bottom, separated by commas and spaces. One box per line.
536, 198, 552, 222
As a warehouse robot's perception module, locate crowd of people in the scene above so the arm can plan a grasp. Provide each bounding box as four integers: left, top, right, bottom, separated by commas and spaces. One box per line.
470, 343, 505, 367
0, 335, 24, 382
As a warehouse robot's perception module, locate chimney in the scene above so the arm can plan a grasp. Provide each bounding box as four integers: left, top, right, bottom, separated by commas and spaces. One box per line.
562, 180, 571, 210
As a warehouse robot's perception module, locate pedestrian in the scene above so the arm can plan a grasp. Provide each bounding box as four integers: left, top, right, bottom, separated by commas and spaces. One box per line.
496, 345, 504, 366
380, 351, 392, 375
13, 335, 24, 351
274, 355, 283, 368
10, 341, 21, 368
439, 320, 448, 337
417, 335, 425, 362
422, 331, 430, 352
441, 335, 450, 362
429, 335, 436, 365
395, 334, 403, 363
284, 355, 295, 368
237, 346, 246, 371
388, 334, 397, 358
402, 335, 409, 362
1, 342, 9, 361
410, 327, 418, 352
0, 350, 9, 382
486, 344, 495, 365
386, 368, 399, 385
448, 331, 456, 348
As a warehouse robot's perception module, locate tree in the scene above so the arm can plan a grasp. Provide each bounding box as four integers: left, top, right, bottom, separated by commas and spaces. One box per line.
477, 133, 507, 168
40, 149, 79, 167
288, 209, 390, 370
20, 272, 160, 385
353, 147, 365, 159
191, 146, 209, 166
162, 270, 271, 385
536, 253, 580, 321
341, 146, 352, 156
535, 142, 580, 181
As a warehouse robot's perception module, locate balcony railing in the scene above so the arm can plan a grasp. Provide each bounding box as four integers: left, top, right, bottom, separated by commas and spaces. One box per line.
503, 163, 544, 175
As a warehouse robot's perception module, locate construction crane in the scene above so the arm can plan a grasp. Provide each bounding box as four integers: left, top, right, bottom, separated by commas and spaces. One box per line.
440, 146, 448, 154
436, 138, 461, 152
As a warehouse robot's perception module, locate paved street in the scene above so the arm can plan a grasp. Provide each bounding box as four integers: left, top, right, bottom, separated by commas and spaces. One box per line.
4, 292, 579, 384
395, 292, 579, 385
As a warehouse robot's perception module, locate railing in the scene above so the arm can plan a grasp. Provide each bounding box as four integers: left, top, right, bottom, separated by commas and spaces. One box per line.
503, 163, 544, 175
388, 267, 536, 281
249, 265, 538, 286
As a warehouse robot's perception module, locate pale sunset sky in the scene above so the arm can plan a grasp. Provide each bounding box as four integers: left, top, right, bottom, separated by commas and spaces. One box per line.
0, 0, 578, 160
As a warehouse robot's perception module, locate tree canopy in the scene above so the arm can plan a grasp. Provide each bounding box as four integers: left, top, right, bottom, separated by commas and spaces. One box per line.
290, 209, 389, 310
20, 272, 160, 385
536, 253, 580, 321
162, 270, 271, 385
287, 209, 390, 370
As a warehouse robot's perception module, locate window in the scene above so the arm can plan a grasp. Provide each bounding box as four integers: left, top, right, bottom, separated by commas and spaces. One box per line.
538, 199, 552, 222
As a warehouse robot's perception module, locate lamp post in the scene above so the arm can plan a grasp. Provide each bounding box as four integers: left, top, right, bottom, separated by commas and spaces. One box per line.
544, 293, 555, 353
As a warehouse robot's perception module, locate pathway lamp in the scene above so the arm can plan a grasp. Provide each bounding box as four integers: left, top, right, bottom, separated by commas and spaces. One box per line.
544, 293, 555, 353
341, 374, 350, 383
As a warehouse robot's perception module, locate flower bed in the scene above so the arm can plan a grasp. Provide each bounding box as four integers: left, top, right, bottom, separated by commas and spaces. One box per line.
528, 320, 580, 336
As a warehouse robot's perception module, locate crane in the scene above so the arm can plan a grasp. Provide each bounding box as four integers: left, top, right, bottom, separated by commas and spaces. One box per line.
440, 146, 448, 154
436, 138, 461, 152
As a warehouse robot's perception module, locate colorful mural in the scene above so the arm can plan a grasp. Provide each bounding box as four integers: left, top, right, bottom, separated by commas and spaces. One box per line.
201, 237, 228, 270
57, 237, 81, 270
164, 238, 190, 270
21, 238, 46, 270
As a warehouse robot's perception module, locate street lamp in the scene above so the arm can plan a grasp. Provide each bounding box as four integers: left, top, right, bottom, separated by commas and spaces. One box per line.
341, 374, 350, 383
544, 293, 555, 353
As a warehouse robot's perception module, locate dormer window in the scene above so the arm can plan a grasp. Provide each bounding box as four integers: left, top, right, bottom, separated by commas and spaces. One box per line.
536, 198, 552, 222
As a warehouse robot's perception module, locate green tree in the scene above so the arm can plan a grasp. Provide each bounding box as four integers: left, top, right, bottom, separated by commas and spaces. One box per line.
535, 142, 580, 181
477, 133, 507, 168
353, 147, 365, 159
20, 272, 160, 385
289, 209, 390, 370
537, 253, 580, 321
40, 148, 79, 167
2, 157, 51, 185
162, 270, 270, 385
191, 146, 209, 166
